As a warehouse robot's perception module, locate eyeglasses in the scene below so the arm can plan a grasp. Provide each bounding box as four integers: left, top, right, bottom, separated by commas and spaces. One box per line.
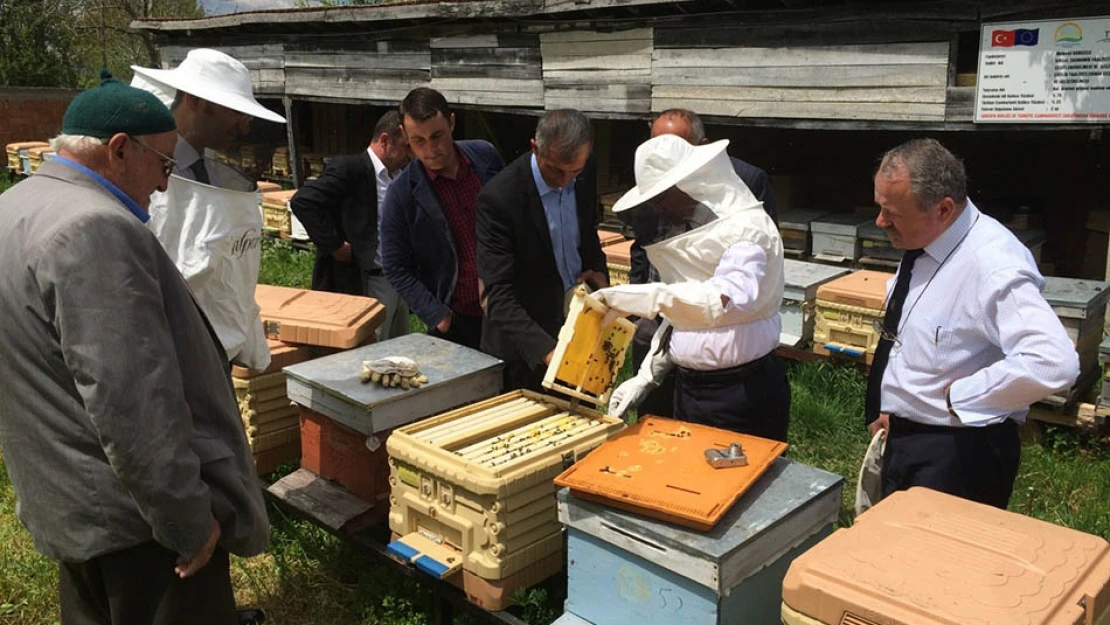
128, 135, 178, 177
872, 319, 901, 347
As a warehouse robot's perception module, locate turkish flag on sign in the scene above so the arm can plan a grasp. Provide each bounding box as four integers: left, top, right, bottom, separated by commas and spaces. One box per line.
992, 30, 1016, 47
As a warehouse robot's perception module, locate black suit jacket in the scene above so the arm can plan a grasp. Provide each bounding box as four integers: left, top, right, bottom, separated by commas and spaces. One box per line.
289, 151, 379, 294
628, 155, 776, 284
477, 152, 607, 387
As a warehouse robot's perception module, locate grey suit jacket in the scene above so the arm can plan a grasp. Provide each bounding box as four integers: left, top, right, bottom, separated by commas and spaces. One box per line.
0, 161, 268, 563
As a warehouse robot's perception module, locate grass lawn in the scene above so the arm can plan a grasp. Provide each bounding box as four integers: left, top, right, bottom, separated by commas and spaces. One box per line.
0, 237, 1107, 625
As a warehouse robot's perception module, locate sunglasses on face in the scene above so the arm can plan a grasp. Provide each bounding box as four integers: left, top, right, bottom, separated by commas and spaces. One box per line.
128, 135, 178, 177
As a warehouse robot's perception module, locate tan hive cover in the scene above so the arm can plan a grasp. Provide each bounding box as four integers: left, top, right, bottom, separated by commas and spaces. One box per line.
816, 269, 892, 311
255, 284, 384, 349
782, 487, 1110, 625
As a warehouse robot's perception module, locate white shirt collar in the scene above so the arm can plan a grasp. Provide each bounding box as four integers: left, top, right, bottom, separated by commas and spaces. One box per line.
173, 135, 203, 169
367, 146, 391, 183
924, 198, 979, 263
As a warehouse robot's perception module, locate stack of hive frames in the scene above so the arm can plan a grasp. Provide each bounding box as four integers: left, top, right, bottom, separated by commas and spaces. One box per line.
387, 390, 624, 608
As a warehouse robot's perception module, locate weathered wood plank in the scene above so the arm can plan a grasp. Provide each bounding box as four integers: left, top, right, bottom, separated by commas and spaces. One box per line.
653, 85, 946, 104
435, 90, 544, 108
543, 69, 652, 84
540, 39, 653, 57
651, 97, 946, 121
287, 83, 415, 103
267, 469, 373, 531
544, 54, 653, 72
285, 38, 430, 55
430, 77, 544, 93
285, 67, 430, 83
547, 96, 650, 114
654, 20, 965, 48
433, 47, 539, 65
652, 64, 947, 88
539, 28, 651, 44
945, 85, 976, 122
433, 64, 542, 81
285, 52, 430, 71
652, 42, 949, 68
430, 34, 499, 49
161, 44, 284, 69
548, 83, 651, 99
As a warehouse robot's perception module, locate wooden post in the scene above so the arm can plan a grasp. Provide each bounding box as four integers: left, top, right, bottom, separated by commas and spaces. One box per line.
283, 96, 304, 188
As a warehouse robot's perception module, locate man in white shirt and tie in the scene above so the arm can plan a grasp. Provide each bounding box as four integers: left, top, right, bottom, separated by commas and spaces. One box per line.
868, 138, 1078, 509
596, 134, 790, 442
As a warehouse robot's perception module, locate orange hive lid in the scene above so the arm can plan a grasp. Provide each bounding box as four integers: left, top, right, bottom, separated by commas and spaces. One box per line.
231, 338, 317, 378
815, 269, 893, 311
554, 416, 787, 531
605, 239, 633, 267
783, 487, 1110, 625
6, 141, 49, 152
256, 181, 283, 194
261, 189, 297, 207
597, 229, 626, 247
255, 284, 384, 349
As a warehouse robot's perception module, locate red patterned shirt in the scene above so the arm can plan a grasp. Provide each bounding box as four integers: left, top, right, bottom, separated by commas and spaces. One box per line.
426, 148, 483, 317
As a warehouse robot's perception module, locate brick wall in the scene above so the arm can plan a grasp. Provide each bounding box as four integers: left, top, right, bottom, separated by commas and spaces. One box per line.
0, 87, 80, 149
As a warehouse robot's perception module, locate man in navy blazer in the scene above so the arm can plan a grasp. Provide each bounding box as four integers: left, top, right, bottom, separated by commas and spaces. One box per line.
477, 110, 609, 391
381, 88, 504, 350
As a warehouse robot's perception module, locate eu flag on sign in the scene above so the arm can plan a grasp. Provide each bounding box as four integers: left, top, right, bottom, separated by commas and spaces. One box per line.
1015, 28, 1040, 46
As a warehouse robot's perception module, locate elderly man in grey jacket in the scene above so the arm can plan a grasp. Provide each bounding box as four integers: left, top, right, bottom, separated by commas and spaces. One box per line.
0, 71, 268, 625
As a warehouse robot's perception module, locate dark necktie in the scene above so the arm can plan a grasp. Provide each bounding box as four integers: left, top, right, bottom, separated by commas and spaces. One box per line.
188, 158, 210, 185
865, 248, 925, 424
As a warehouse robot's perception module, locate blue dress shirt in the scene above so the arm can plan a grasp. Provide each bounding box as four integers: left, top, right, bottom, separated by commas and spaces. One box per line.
530, 153, 581, 291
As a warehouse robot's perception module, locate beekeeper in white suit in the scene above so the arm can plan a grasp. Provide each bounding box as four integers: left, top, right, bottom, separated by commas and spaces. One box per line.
132, 49, 287, 372
596, 134, 791, 442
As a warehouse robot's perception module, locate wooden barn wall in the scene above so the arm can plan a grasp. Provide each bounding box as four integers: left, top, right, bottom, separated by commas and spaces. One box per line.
430, 34, 543, 108
283, 38, 430, 103
160, 44, 285, 95
539, 28, 652, 114
650, 40, 950, 123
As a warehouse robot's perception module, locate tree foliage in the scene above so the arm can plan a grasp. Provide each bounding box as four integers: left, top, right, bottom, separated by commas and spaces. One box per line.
0, 0, 203, 88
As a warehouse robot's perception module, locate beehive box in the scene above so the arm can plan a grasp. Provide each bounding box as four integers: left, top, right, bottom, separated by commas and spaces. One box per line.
6, 141, 48, 174
555, 417, 787, 531
810, 214, 870, 265
781, 259, 851, 346
778, 208, 831, 258
555, 459, 842, 625
1010, 226, 1047, 263
605, 239, 633, 286
857, 222, 901, 270
782, 487, 1110, 625
1041, 277, 1110, 405
386, 289, 632, 609
813, 270, 892, 363
261, 189, 296, 237
303, 153, 326, 177
255, 284, 384, 349
271, 146, 292, 175
233, 339, 317, 474
283, 333, 503, 502
387, 391, 624, 606
27, 146, 52, 174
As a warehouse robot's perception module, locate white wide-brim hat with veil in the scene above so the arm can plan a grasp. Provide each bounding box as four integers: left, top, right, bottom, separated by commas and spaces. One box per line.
131, 48, 286, 124
612, 134, 775, 284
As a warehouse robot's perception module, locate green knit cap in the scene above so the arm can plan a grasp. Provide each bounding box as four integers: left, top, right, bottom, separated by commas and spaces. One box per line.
62, 69, 176, 138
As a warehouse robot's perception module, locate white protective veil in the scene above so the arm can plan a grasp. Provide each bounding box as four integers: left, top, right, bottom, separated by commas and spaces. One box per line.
147, 164, 271, 371
597, 134, 784, 330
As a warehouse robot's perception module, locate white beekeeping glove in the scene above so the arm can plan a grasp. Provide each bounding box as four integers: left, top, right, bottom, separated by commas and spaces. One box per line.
359, 356, 428, 390
608, 321, 674, 422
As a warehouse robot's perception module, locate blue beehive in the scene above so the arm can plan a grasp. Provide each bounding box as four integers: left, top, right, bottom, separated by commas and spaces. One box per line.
555, 458, 842, 625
